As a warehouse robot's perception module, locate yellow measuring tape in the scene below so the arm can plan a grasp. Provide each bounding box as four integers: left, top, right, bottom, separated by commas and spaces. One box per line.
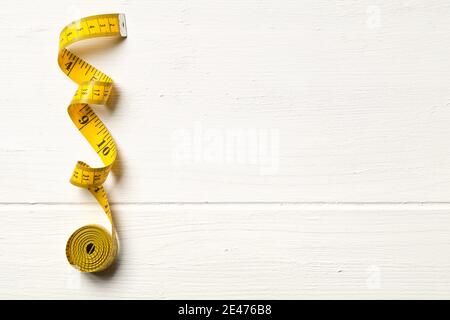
58, 14, 127, 272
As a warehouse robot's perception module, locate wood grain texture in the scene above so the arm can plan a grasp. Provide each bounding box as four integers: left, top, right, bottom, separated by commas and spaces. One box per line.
1, 204, 450, 299
1, 0, 450, 202
1, 0, 450, 298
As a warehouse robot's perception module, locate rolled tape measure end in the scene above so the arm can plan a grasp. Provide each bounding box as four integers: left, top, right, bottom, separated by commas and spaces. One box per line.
119, 14, 127, 37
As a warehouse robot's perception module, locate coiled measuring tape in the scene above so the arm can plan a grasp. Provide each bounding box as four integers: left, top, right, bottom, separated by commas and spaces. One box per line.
58, 14, 127, 272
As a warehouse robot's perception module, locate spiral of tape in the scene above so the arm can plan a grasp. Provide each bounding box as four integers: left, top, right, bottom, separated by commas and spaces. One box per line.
58, 14, 127, 272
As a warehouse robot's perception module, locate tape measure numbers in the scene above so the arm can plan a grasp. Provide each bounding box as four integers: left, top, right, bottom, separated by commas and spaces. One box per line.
58, 14, 127, 272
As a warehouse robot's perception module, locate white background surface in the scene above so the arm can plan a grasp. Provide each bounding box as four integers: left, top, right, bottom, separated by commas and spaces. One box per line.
1, 0, 450, 298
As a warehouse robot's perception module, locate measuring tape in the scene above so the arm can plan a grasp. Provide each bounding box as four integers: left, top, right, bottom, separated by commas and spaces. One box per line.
58, 14, 127, 272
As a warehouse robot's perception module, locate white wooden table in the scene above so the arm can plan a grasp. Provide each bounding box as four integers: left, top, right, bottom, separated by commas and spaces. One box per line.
1, 0, 450, 299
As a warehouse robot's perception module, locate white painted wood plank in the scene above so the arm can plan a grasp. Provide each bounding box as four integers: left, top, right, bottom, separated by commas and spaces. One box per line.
2, 1, 450, 202
1, 204, 450, 299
